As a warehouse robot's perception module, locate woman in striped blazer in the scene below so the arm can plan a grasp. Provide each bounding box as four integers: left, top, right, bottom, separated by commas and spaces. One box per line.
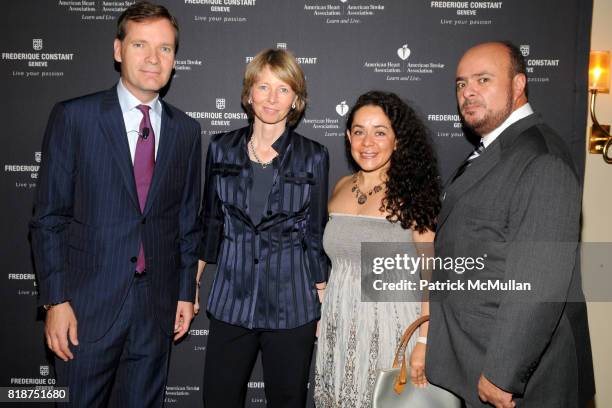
196, 48, 330, 408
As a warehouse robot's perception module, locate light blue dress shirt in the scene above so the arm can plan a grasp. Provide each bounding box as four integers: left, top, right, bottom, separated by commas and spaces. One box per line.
116, 78, 162, 163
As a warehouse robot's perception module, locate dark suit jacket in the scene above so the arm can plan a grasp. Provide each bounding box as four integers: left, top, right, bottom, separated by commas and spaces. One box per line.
30, 86, 202, 341
426, 114, 595, 407
200, 126, 329, 329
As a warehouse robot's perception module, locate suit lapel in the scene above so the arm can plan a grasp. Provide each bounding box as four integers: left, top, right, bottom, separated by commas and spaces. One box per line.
99, 88, 140, 210
437, 142, 501, 230
437, 113, 543, 231
143, 101, 177, 215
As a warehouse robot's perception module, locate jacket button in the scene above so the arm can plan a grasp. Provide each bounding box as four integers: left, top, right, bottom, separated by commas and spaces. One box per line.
267, 210, 272, 215
254, 258, 259, 264
130, 256, 138, 263
254, 230, 259, 235
141, 217, 146, 224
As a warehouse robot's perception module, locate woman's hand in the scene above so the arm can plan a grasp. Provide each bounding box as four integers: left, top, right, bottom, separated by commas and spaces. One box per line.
194, 260, 206, 315
194, 280, 201, 315
409, 342, 428, 388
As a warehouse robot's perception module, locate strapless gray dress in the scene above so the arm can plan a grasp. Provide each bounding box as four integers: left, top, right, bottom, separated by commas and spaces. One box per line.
314, 213, 421, 408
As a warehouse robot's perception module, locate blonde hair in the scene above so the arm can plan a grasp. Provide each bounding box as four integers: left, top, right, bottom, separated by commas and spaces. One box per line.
241, 49, 307, 127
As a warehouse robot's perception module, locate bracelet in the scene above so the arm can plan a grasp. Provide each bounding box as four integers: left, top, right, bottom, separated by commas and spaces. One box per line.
43, 302, 61, 311
416, 336, 427, 345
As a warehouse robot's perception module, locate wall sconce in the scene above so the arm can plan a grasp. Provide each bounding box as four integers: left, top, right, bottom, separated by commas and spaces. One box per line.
588, 50, 611, 163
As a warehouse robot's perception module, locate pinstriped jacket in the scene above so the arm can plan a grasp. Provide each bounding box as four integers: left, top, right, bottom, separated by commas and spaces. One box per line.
30, 87, 202, 341
200, 126, 329, 329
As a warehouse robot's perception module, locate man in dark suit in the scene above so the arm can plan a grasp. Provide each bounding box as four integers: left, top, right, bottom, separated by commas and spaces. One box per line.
426, 42, 595, 407
30, 2, 201, 406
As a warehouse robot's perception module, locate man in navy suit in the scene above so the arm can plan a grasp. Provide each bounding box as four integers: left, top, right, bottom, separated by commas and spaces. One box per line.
30, 2, 201, 406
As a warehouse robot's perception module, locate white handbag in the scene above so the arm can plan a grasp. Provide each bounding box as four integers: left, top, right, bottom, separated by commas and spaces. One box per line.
372, 315, 461, 408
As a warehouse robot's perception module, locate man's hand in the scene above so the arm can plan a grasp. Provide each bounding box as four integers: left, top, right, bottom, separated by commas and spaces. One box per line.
45, 302, 78, 362
478, 374, 515, 408
409, 342, 428, 388
174, 301, 194, 341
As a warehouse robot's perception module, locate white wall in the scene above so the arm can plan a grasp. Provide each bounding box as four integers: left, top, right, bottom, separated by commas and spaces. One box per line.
583, 0, 612, 406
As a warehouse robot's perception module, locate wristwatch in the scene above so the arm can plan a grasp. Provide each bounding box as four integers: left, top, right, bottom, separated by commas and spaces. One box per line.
43, 303, 61, 311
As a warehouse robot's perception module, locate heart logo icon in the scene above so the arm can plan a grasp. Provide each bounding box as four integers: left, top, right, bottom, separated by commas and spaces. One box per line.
336, 101, 349, 116
397, 44, 410, 61
340, 0, 348, 3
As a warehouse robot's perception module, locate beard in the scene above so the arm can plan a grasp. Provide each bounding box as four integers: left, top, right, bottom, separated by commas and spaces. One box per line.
460, 93, 513, 135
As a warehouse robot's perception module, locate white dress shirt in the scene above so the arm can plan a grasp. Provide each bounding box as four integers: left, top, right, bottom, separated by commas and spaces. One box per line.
116, 79, 162, 163
468, 103, 534, 160
481, 102, 534, 148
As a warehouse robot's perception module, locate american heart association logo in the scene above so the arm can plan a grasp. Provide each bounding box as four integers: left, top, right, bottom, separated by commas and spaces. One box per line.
336, 101, 349, 116
397, 44, 411, 61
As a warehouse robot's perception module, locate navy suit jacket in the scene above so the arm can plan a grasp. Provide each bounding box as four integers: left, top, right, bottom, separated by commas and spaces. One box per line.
30, 86, 202, 341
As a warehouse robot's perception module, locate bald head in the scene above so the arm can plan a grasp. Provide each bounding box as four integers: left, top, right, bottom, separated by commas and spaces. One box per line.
455, 42, 528, 135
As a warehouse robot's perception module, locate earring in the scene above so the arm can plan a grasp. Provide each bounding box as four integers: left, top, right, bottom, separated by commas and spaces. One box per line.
248, 98, 252, 104
291, 101, 296, 109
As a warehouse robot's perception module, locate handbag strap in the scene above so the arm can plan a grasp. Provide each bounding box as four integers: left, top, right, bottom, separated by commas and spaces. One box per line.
392, 315, 430, 394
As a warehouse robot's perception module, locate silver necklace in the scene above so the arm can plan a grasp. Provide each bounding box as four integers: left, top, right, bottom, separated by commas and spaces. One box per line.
249, 137, 274, 168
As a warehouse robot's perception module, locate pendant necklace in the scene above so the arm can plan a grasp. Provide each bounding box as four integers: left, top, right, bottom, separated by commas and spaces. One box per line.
351, 173, 384, 205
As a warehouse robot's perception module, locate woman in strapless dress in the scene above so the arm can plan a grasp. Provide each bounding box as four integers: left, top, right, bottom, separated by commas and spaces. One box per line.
314, 91, 441, 407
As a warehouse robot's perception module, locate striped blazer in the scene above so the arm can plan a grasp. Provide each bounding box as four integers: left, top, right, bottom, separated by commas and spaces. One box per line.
30, 87, 202, 341
200, 126, 329, 329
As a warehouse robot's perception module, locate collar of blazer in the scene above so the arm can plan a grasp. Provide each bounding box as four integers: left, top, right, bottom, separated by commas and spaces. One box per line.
241, 123, 293, 158
99, 86, 178, 215
234, 124, 295, 179
437, 113, 543, 230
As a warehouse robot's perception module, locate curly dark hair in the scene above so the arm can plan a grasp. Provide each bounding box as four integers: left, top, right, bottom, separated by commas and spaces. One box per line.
345, 91, 441, 232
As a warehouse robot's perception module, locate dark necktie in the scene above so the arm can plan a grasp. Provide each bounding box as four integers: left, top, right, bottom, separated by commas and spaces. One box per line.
134, 104, 155, 273
451, 140, 485, 184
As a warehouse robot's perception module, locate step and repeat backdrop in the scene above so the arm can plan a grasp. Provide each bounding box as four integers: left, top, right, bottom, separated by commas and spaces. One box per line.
1, 1, 592, 406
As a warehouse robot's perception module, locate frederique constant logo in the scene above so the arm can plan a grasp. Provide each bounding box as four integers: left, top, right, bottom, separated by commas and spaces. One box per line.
40, 365, 49, 376
397, 44, 410, 61
186, 97, 247, 130
32, 39, 43, 51
35, 151, 42, 163
520, 44, 530, 57
276, 42, 287, 49
3, 37, 74, 75
521, 45, 559, 79
336, 101, 349, 116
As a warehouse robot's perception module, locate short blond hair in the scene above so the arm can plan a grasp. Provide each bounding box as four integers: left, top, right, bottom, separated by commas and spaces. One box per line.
241, 49, 307, 127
